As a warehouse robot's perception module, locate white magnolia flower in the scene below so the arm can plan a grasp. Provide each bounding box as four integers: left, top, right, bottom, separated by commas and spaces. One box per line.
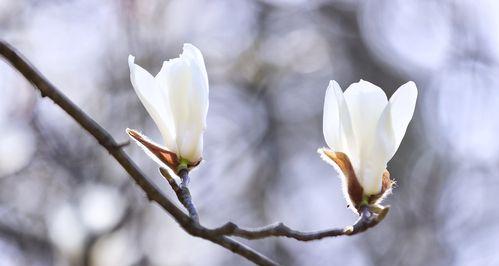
320, 80, 417, 208
127, 44, 209, 171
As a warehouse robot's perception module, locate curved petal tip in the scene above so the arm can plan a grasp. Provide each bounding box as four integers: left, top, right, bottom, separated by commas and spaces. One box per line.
400, 81, 418, 98
128, 55, 137, 73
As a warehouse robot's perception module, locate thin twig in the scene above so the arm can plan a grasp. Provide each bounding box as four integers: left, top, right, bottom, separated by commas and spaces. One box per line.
159, 168, 199, 222
159, 168, 181, 193
211, 205, 389, 241
114, 140, 131, 149
178, 169, 199, 221
157, 167, 388, 242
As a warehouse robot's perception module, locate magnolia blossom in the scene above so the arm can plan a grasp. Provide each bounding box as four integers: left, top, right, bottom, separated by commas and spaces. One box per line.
127, 44, 209, 171
320, 80, 417, 208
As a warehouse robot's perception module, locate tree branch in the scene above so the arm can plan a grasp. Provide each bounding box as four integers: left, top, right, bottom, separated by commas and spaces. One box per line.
1, 40, 389, 266
210, 205, 389, 241
160, 168, 199, 221
0, 40, 277, 266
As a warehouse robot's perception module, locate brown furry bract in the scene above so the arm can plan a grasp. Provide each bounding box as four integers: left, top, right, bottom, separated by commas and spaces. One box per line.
320, 148, 393, 211
126, 129, 201, 172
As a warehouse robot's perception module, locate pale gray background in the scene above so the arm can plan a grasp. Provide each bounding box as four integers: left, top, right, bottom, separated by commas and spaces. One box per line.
1, 0, 498, 265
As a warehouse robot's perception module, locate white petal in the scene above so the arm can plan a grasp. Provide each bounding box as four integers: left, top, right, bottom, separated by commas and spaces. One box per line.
357, 152, 388, 195
388, 81, 418, 153
163, 57, 206, 162
164, 58, 191, 150
191, 135, 204, 163
182, 43, 209, 95
361, 107, 394, 195
128, 55, 176, 153
323, 81, 343, 150
181, 44, 209, 128
343, 80, 388, 187
148, 44, 209, 163
362, 81, 418, 195
373, 81, 418, 164
155, 62, 177, 152
322, 81, 357, 162
175, 44, 209, 162
179, 130, 203, 163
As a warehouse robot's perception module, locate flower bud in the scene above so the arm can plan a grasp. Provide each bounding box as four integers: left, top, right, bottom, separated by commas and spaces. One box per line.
128, 44, 209, 172
320, 80, 417, 211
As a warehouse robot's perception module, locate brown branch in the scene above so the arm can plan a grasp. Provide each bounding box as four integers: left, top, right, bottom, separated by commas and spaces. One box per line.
158, 167, 389, 242
0, 40, 277, 266
210, 205, 389, 241
0, 39, 389, 266
159, 165, 389, 242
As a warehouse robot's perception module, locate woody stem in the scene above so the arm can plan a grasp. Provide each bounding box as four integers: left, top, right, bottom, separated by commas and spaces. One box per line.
178, 169, 199, 222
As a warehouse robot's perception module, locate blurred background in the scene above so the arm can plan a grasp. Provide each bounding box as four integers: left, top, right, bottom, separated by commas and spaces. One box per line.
1, 0, 499, 265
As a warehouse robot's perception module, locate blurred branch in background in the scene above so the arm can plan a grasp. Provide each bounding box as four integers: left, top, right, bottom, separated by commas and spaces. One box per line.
0, 38, 387, 266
